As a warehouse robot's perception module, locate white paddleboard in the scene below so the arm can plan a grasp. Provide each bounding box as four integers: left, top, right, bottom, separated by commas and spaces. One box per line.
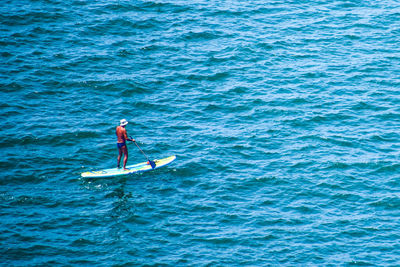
81, 155, 176, 178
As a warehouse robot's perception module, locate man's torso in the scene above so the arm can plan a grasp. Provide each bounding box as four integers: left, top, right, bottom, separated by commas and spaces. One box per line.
116, 126, 127, 143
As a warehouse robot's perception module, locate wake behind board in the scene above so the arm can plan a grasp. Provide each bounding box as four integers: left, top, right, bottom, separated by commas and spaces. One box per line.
81, 155, 176, 178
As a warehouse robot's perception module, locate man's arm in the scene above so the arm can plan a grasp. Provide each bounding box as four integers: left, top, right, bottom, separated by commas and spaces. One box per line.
124, 129, 135, 142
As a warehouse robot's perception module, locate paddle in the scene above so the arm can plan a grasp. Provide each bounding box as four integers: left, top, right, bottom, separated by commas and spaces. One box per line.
130, 136, 156, 169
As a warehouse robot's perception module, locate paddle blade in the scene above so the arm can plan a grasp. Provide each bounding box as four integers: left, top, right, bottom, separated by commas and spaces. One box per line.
147, 160, 156, 169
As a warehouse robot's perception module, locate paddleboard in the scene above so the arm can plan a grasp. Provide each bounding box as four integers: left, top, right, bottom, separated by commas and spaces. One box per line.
81, 155, 176, 178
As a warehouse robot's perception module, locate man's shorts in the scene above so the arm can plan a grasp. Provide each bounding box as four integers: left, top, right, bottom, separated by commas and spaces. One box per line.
117, 142, 126, 149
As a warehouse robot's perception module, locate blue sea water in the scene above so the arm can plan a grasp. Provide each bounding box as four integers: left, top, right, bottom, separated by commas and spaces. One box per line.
1, 0, 400, 265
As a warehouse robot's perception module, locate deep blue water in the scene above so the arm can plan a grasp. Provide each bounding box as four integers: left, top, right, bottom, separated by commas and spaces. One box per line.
1, 0, 400, 265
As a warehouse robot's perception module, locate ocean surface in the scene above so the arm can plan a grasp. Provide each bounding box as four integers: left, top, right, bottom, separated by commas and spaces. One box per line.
1, 0, 400, 265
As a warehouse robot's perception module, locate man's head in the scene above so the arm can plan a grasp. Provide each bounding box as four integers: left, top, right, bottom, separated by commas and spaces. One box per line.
120, 119, 128, 127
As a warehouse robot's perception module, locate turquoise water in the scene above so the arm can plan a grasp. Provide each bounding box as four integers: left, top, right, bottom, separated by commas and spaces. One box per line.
2, 0, 400, 265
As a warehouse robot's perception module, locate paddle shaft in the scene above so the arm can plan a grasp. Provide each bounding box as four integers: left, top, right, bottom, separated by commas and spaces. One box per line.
130, 137, 156, 169
133, 141, 151, 162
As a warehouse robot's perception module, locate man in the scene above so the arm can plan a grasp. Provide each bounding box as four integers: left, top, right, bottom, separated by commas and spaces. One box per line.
116, 119, 134, 170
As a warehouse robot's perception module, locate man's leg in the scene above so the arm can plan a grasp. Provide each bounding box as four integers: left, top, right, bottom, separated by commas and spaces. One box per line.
122, 146, 129, 170
117, 147, 122, 168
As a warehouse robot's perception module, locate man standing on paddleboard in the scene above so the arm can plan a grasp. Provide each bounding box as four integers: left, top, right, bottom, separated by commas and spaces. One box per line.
116, 119, 134, 170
